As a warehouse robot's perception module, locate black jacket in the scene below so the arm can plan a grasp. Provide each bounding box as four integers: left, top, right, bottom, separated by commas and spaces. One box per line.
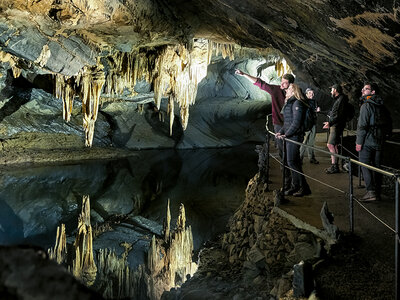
279, 96, 306, 138
356, 95, 391, 150
328, 94, 348, 128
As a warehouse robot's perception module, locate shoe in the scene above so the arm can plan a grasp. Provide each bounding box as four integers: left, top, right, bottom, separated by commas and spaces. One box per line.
360, 191, 377, 202
284, 186, 299, 196
293, 187, 312, 197
325, 164, 340, 174
342, 162, 349, 172
309, 158, 319, 164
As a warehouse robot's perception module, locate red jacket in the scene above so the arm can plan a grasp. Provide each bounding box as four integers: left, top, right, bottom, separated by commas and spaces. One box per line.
254, 78, 285, 126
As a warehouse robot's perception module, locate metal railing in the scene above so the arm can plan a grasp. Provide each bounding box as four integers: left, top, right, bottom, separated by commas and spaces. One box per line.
263, 114, 400, 299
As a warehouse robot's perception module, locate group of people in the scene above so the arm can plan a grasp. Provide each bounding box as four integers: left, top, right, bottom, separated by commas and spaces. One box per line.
235, 69, 392, 202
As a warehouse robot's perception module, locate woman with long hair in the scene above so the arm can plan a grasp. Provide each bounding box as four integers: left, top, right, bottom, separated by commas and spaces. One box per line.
276, 83, 311, 197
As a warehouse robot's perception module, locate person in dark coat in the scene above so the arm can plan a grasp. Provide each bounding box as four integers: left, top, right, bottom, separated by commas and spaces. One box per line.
323, 84, 348, 174
276, 84, 311, 197
356, 83, 392, 201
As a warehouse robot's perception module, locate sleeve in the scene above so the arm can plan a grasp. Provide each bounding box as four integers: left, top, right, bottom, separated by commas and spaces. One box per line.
285, 100, 304, 137
254, 78, 274, 95
356, 104, 371, 145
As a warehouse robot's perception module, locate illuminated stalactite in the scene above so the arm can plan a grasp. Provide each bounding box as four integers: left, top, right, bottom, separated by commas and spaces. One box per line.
55, 74, 76, 122
72, 195, 97, 286
48, 223, 67, 265
0, 50, 21, 78
76, 65, 106, 147
274, 58, 292, 77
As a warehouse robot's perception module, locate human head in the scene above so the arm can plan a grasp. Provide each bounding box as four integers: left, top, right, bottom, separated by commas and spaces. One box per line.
280, 73, 295, 90
330, 84, 342, 98
289, 83, 304, 100
361, 82, 378, 97
305, 88, 314, 99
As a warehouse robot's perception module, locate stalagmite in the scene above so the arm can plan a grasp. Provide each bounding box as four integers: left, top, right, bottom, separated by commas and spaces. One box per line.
72, 195, 97, 286
48, 223, 67, 265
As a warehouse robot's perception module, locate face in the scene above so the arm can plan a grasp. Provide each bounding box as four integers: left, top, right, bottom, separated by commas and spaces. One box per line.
361, 85, 373, 97
330, 88, 336, 98
286, 84, 294, 97
306, 90, 314, 99
280, 78, 290, 90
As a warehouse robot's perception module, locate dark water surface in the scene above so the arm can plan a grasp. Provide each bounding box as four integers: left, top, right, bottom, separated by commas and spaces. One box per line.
0, 144, 259, 251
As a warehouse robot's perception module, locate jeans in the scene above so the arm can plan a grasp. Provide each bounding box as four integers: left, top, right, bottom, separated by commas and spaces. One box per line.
300, 125, 316, 159
359, 145, 382, 195
286, 134, 309, 190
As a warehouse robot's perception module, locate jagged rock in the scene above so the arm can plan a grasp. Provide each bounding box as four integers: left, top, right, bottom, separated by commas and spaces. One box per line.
293, 261, 314, 298
320, 202, 339, 240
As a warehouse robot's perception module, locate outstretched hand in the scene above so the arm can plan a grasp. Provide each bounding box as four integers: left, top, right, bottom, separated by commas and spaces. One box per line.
235, 69, 244, 76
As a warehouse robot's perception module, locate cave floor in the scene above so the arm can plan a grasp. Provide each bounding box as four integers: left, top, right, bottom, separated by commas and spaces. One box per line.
268, 132, 395, 299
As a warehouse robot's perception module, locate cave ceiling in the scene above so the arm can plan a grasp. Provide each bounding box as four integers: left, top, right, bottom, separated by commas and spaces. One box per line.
0, 0, 399, 143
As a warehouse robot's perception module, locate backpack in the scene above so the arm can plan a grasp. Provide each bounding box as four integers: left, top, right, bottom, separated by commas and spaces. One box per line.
300, 100, 317, 132
345, 102, 355, 122
369, 103, 392, 143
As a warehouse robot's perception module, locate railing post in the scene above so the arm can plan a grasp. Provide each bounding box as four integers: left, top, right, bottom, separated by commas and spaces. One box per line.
282, 138, 287, 197
348, 158, 354, 233
266, 130, 270, 190
395, 175, 400, 300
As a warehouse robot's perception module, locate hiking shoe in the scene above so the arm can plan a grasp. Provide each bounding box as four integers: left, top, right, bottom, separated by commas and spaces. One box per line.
293, 187, 312, 197
284, 186, 299, 196
360, 191, 377, 202
325, 164, 340, 174
309, 158, 319, 164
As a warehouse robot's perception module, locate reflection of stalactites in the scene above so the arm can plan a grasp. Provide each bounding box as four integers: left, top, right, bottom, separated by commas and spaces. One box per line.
77, 66, 105, 147
164, 199, 171, 242
48, 223, 67, 265
72, 195, 97, 286
55, 74, 75, 122
167, 97, 174, 136
176, 204, 186, 230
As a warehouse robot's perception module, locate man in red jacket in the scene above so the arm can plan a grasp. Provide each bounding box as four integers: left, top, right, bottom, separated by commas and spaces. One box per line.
235, 69, 294, 188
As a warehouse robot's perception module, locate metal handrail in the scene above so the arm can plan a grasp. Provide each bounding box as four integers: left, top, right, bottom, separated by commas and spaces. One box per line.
264, 113, 400, 299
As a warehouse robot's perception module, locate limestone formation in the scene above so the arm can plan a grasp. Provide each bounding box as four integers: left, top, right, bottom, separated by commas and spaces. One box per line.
72, 195, 97, 286
48, 223, 67, 265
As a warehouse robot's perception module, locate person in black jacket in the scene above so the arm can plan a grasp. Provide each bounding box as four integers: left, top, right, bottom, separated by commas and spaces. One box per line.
356, 83, 392, 201
276, 84, 311, 197
323, 84, 348, 174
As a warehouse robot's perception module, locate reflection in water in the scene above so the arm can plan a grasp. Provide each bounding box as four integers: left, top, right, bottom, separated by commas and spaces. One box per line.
0, 144, 259, 250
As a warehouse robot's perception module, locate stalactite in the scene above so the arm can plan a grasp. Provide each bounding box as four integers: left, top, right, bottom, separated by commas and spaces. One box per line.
55, 74, 76, 122
48, 223, 67, 265
72, 195, 97, 286
0, 50, 21, 78
275, 58, 292, 77
76, 65, 106, 147
167, 96, 174, 136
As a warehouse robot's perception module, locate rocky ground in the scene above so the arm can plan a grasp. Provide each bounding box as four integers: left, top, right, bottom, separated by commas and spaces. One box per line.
163, 173, 395, 300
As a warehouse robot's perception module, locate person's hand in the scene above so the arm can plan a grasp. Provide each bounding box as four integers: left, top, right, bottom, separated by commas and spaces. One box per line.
235, 69, 244, 76
323, 122, 329, 129
356, 144, 362, 152
316, 107, 321, 112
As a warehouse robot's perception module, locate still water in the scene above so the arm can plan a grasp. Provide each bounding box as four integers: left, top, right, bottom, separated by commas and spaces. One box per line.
0, 144, 259, 251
